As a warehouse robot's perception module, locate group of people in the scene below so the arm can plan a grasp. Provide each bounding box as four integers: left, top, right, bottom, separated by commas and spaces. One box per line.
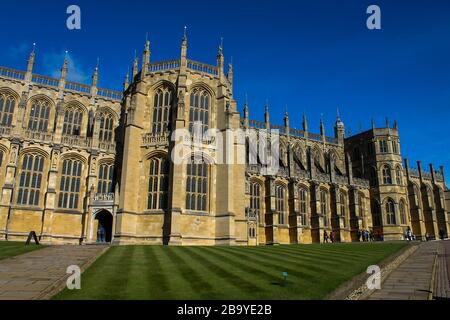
322, 227, 448, 244
323, 229, 381, 243
357, 229, 376, 242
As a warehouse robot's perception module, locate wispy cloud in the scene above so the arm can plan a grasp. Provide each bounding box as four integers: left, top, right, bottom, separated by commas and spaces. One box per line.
42, 51, 90, 84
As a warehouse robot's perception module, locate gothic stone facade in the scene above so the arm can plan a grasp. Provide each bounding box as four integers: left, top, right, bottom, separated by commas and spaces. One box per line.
0, 38, 448, 245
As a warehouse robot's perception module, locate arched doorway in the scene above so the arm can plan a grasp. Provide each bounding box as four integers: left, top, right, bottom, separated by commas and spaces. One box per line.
95, 210, 113, 243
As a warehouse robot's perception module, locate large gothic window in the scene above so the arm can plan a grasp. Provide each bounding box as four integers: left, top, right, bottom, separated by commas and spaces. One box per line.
382, 165, 392, 184
98, 112, 114, 143
379, 140, 388, 153
358, 194, 365, 217
340, 192, 347, 228
249, 181, 262, 220
372, 200, 382, 227
147, 157, 169, 210
275, 184, 287, 225
299, 188, 308, 226
320, 190, 328, 227
98, 163, 114, 194
58, 159, 82, 209
186, 158, 208, 212
28, 99, 50, 132
17, 154, 44, 206
152, 88, 172, 134
0, 92, 16, 127
386, 199, 396, 225
399, 200, 407, 225
396, 166, 403, 185
63, 106, 83, 136
189, 88, 210, 134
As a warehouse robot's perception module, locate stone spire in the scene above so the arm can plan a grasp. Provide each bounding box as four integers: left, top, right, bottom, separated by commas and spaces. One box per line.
61, 51, 69, 80
284, 108, 290, 128
59, 50, 69, 89
303, 113, 308, 132
217, 37, 224, 80
132, 50, 139, 80
243, 94, 249, 120
334, 108, 345, 145
180, 26, 188, 72
227, 58, 233, 91
25, 43, 36, 82
123, 70, 129, 91
264, 100, 270, 128
141, 35, 151, 80
92, 58, 99, 87
90, 58, 99, 96
320, 115, 325, 136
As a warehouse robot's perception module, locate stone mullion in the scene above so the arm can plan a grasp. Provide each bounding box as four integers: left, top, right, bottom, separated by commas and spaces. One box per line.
14, 92, 29, 135
290, 181, 302, 244
266, 177, 278, 245
1, 141, 20, 239
41, 147, 61, 242
53, 102, 65, 144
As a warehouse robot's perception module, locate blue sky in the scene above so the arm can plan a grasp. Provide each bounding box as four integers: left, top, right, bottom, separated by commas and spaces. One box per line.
1, 0, 449, 182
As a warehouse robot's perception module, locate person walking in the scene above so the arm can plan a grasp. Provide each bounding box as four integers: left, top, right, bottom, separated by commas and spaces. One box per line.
98, 224, 105, 243
406, 227, 412, 241
330, 231, 335, 243
324, 231, 329, 243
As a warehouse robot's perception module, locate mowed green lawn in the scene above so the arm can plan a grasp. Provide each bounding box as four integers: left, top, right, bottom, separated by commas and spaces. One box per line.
55, 242, 406, 300
0, 241, 43, 260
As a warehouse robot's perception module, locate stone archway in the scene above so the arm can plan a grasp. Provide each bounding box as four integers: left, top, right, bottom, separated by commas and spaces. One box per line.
94, 210, 113, 243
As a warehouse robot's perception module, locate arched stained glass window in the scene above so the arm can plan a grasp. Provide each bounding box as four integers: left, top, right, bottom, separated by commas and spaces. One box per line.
17, 154, 45, 206
299, 188, 308, 226
276, 185, 287, 225
152, 88, 173, 134
98, 112, 114, 143
0, 93, 16, 127
63, 106, 83, 136
98, 163, 114, 194
386, 199, 396, 225
382, 165, 392, 184
189, 88, 210, 134
28, 99, 50, 132
58, 159, 83, 209
249, 181, 262, 221
186, 158, 208, 212
147, 157, 169, 210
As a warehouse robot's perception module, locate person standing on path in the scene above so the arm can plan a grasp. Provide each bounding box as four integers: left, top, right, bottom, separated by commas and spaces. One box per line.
324, 231, 329, 243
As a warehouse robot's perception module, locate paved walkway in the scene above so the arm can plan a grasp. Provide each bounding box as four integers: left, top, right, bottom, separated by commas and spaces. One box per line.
433, 240, 450, 299
0, 245, 107, 300
368, 241, 439, 300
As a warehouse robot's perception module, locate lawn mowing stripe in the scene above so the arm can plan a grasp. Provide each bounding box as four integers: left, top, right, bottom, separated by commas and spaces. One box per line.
107, 245, 137, 299
123, 246, 159, 299
202, 247, 340, 300
212, 246, 329, 280
237, 246, 360, 269
172, 247, 248, 299
281, 244, 380, 259
164, 247, 215, 299
140, 246, 176, 299
216, 246, 332, 275
268, 246, 371, 264
58, 246, 136, 299
200, 248, 314, 284
199, 247, 293, 287
183, 247, 264, 295
276, 245, 383, 261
